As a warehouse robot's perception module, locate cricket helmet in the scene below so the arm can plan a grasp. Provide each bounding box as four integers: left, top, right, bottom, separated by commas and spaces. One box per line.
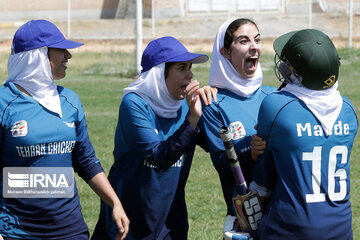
273, 29, 340, 90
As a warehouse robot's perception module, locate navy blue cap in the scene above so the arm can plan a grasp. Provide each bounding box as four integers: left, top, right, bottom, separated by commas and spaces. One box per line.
141, 36, 208, 72
12, 19, 83, 54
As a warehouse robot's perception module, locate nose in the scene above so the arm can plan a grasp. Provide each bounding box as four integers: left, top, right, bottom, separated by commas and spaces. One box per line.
250, 39, 260, 50
186, 69, 193, 81
65, 49, 72, 59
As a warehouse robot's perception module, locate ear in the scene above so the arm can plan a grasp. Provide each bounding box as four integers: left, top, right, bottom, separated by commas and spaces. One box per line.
220, 47, 231, 60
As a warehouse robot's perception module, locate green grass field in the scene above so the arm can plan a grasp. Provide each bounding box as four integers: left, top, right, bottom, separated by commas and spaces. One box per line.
2, 47, 358, 239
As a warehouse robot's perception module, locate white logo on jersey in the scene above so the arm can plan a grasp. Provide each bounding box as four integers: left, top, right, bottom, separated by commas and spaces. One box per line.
63, 121, 75, 128
154, 128, 158, 135
11, 120, 28, 137
228, 121, 246, 140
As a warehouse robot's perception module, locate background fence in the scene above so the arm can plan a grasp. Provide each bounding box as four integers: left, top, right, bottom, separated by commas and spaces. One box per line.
0, 0, 358, 72
0, 0, 358, 40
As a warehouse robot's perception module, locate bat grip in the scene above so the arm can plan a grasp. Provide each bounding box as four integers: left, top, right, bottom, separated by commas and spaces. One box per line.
220, 126, 248, 195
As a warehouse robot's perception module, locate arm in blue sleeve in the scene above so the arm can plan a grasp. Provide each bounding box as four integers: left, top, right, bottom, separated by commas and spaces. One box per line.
0, 124, 2, 163
153, 118, 199, 169
253, 149, 277, 190
197, 129, 209, 152
199, 104, 230, 173
72, 109, 104, 183
199, 104, 252, 177
119, 95, 199, 170
252, 96, 278, 190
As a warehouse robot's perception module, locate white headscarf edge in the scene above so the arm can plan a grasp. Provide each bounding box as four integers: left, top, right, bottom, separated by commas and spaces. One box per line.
6, 47, 63, 118
123, 63, 181, 118
282, 82, 343, 136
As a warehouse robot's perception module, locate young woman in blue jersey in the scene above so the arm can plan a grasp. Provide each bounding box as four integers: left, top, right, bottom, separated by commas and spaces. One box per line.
198, 18, 275, 239
91, 36, 217, 240
251, 29, 358, 240
0, 20, 129, 240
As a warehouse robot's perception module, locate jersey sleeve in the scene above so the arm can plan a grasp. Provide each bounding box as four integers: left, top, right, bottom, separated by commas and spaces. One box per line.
0, 124, 2, 162
199, 103, 230, 172
0, 100, 5, 162
0, 115, 3, 146
199, 103, 252, 175
117, 94, 199, 170
72, 103, 104, 182
252, 94, 280, 191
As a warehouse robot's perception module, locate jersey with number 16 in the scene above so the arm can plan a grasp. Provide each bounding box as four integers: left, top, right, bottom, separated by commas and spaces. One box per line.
254, 91, 358, 240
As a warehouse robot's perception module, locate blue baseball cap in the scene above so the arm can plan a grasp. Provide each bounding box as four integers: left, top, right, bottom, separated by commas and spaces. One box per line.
12, 19, 83, 54
141, 36, 208, 72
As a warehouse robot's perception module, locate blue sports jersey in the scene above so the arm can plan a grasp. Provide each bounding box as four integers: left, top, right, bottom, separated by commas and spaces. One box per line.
0, 82, 104, 239
199, 86, 276, 215
253, 91, 358, 240
92, 93, 202, 240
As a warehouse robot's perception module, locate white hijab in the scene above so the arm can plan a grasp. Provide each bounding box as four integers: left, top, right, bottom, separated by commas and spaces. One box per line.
209, 18, 263, 98
282, 82, 343, 136
123, 63, 181, 118
6, 47, 62, 118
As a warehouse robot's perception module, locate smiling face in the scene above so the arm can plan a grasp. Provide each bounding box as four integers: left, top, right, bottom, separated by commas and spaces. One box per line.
47, 48, 72, 80
165, 61, 194, 100
221, 22, 262, 78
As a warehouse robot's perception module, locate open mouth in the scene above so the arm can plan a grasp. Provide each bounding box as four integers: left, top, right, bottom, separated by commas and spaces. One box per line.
245, 56, 258, 70
180, 83, 189, 92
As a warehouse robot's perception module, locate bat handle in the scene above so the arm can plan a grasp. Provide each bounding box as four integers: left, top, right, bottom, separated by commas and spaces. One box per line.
220, 126, 248, 196
233, 176, 248, 196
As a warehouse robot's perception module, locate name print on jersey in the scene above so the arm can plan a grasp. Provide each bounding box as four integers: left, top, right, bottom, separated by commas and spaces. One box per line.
16, 140, 76, 158
144, 154, 185, 168
297, 121, 350, 137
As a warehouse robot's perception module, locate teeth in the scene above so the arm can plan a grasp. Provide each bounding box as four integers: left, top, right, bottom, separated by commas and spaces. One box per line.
248, 56, 258, 59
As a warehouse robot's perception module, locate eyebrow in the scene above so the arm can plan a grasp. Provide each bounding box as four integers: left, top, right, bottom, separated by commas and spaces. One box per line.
235, 33, 261, 40
177, 62, 191, 67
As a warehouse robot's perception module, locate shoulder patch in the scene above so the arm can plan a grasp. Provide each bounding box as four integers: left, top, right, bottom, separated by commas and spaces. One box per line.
11, 120, 28, 137
228, 121, 246, 140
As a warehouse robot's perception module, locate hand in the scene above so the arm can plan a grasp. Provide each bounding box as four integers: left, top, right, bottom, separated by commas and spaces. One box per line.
198, 85, 218, 105
0, 234, 3, 240
186, 80, 202, 128
113, 203, 130, 240
87, 173, 130, 240
223, 231, 253, 240
223, 215, 253, 240
250, 134, 266, 161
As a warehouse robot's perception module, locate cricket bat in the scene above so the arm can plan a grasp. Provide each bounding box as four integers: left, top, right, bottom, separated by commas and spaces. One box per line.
219, 126, 263, 234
